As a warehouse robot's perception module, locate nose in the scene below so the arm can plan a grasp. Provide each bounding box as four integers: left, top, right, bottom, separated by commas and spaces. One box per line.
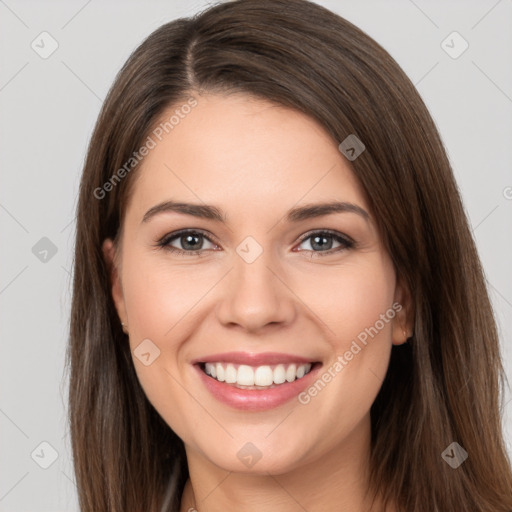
215, 247, 297, 333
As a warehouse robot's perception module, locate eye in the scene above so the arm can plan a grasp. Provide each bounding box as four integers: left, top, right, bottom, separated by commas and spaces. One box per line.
157, 229, 219, 255
295, 230, 354, 256
155, 228, 354, 257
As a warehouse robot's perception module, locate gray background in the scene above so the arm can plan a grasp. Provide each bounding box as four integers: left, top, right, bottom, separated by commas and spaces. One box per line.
1, 0, 511, 510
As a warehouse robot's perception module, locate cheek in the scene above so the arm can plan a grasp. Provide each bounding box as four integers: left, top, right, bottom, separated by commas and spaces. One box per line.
289, 258, 396, 444
120, 254, 200, 438
122, 252, 212, 340
291, 256, 397, 404
297, 258, 396, 349
120, 251, 215, 417
337, 270, 394, 348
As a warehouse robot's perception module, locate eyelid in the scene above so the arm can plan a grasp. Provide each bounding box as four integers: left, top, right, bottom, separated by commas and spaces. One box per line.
296, 228, 354, 245
157, 228, 220, 248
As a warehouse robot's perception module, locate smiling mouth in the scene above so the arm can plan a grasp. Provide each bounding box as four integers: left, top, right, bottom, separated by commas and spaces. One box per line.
198, 361, 320, 390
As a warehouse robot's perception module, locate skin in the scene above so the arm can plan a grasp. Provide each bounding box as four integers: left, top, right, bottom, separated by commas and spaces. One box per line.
102, 92, 412, 512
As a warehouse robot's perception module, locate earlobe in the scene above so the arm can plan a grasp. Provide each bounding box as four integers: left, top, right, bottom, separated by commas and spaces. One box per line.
392, 274, 414, 346
102, 238, 127, 327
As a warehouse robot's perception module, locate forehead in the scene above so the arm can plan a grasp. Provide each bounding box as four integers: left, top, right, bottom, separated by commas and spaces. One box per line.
125, 93, 369, 223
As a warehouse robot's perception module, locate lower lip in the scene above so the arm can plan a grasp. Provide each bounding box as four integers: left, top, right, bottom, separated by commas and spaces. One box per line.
194, 363, 322, 411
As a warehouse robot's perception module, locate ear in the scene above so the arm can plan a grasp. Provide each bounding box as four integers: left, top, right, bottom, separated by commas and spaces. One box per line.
391, 274, 414, 346
102, 238, 127, 327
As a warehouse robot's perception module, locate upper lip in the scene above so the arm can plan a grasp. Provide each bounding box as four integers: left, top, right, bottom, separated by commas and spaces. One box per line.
191, 351, 318, 366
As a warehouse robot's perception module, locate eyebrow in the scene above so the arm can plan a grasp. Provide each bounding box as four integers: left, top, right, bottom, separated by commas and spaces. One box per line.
141, 200, 370, 225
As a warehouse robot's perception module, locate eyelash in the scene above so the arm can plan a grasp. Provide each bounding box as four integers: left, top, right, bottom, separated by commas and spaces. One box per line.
155, 229, 355, 257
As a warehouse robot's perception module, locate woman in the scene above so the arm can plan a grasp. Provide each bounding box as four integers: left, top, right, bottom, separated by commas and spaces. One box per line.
66, 0, 512, 510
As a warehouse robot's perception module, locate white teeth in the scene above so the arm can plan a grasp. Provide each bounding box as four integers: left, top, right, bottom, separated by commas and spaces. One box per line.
273, 364, 286, 384
237, 365, 254, 386
216, 363, 225, 382
254, 365, 273, 386
285, 364, 297, 382
205, 363, 216, 378
225, 364, 237, 383
203, 362, 313, 387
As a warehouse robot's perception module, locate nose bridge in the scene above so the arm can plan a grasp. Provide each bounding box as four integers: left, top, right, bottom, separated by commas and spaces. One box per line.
215, 237, 296, 331
235, 243, 274, 291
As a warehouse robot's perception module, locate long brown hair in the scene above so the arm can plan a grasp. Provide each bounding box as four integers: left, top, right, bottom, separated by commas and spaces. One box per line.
66, 1, 512, 510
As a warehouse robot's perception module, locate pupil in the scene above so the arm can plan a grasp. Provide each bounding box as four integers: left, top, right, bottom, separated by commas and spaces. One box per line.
182, 234, 201, 250
312, 235, 332, 251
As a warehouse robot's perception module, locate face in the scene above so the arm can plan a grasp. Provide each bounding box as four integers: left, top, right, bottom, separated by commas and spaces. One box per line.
103, 92, 410, 475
